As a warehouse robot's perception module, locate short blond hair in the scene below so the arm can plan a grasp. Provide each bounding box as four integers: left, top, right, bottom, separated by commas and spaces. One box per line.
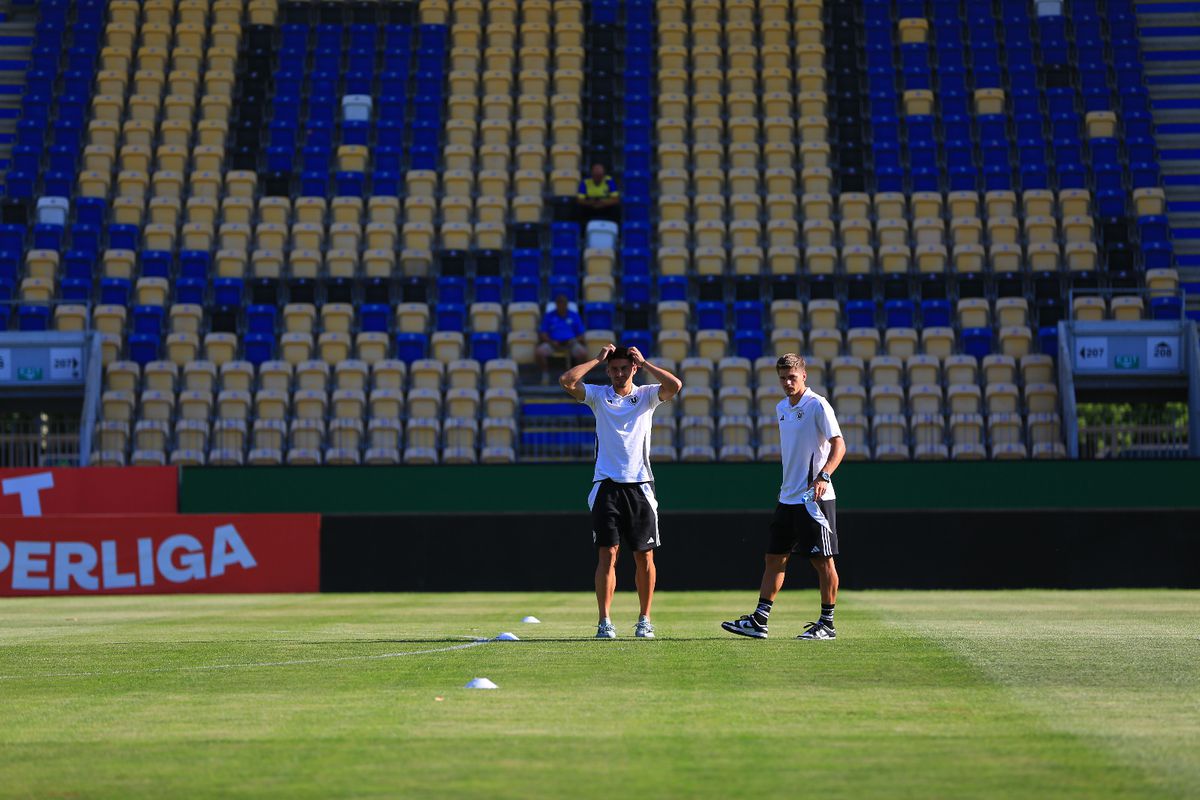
776, 353, 807, 371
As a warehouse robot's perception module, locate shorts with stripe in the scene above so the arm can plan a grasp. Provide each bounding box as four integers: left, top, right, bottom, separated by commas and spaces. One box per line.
767, 500, 837, 557
588, 479, 660, 551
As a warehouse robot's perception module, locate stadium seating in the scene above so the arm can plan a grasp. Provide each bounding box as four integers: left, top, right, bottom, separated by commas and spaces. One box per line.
0, 0, 1178, 465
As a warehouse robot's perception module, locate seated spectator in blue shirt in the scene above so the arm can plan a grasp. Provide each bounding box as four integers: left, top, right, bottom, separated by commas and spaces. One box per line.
536, 294, 588, 384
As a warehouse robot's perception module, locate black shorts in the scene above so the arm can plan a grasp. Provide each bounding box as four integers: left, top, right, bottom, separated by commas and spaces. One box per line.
767, 500, 838, 557
588, 479, 660, 551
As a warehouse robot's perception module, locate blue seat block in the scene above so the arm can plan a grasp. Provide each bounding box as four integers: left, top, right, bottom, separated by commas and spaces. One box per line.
246, 304, 277, 334
395, 332, 428, 363
961, 328, 992, 359
360, 303, 390, 333
140, 250, 172, 279
132, 304, 165, 335
214, 277, 243, 306
243, 333, 274, 366
1151, 296, 1183, 321
734, 300, 764, 331
175, 277, 205, 305
18, 304, 50, 331
696, 301, 725, 330
885, 299, 915, 328
437, 276, 466, 304
847, 300, 875, 329
658, 275, 687, 302
548, 276, 577, 302
921, 299, 951, 328
474, 275, 503, 304
583, 302, 615, 330
100, 277, 131, 306
470, 332, 501, 362
436, 302, 466, 332
511, 276, 539, 303
128, 333, 160, 366
734, 330, 763, 361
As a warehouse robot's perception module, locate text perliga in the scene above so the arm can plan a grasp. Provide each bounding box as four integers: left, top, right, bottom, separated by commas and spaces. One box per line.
0, 514, 320, 595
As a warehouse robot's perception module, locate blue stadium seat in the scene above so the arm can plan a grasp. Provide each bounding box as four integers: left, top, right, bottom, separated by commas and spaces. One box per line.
244, 333, 274, 366
128, 333, 160, 366
100, 277, 131, 306
511, 276, 539, 303
847, 300, 875, 329
132, 305, 165, 335
18, 304, 50, 331
471, 332, 501, 362
246, 304, 277, 334
395, 332, 428, 363
475, 276, 503, 304
584, 302, 615, 330
175, 278, 205, 305
961, 328, 992, 359
214, 278, 243, 306
921, 299, 951, 328
436, 303, 466, 332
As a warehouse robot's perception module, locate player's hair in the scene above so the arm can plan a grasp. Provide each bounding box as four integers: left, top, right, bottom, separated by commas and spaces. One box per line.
607, 347, 634, 363
776, 353, 807, 371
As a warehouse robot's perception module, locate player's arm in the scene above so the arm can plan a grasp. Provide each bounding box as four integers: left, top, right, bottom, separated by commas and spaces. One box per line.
627, 347, 683, 402
560, 343, 615, 401
819, 435, 846, 479
811, 436, 845, 500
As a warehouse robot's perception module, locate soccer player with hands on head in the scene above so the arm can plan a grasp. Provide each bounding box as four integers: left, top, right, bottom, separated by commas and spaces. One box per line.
722, 353, 846, 641
560, 343, 682, 640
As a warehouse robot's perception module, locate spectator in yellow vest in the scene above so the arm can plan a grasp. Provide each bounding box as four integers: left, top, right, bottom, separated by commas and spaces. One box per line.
576, 163, 621, 223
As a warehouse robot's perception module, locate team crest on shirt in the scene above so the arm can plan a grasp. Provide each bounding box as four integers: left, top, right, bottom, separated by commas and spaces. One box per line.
629, 395, 639, 404
795, 409, 805, 420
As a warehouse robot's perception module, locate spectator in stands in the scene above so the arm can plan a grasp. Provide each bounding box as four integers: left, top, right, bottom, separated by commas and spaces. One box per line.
576, 163, 621, 223
536, 294, 588, 384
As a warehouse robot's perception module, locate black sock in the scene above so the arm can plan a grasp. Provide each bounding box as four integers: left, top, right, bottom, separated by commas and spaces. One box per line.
752, 598, 773, 625
820, 603, 835, 628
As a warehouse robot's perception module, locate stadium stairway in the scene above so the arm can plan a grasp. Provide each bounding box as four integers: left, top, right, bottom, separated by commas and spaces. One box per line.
0, 0, 35, 194
1138, 0, 1200, 320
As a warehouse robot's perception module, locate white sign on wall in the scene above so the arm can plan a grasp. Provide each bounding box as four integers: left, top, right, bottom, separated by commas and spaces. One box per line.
1145, 337, 1180, 370
1075, 337, 1108, 369
48, 348, 83, 381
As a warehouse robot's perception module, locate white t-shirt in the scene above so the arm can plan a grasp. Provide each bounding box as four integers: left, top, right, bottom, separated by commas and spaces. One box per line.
777, 388, 843, 504
581, 382, 663, 483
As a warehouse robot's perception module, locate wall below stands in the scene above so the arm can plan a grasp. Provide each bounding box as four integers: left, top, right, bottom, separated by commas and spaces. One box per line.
319, 510, 1200, 591
181, 461, 1200, 513
178, 462, 1200, 590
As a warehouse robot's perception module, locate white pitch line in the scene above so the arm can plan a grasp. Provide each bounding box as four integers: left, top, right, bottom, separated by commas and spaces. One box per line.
0, 640, 494, 681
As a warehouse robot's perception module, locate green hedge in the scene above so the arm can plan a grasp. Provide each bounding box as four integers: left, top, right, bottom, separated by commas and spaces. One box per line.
180, 461, 1200, 514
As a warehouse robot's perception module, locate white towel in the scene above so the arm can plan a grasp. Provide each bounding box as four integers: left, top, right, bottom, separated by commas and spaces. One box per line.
800, 486, 833, 545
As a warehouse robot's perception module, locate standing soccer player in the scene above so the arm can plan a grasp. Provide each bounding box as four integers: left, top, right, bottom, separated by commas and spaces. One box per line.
722, 353, 846, 640
560, 344, 682, 639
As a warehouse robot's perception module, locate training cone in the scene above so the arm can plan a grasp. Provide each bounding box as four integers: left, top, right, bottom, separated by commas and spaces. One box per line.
464, 677, 499, 689
494, 632, 519, 641
521, 616, 541, 623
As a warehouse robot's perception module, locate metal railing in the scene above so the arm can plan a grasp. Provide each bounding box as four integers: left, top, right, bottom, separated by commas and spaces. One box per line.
1078, 423, 1190, 460
0, 413, 82, 467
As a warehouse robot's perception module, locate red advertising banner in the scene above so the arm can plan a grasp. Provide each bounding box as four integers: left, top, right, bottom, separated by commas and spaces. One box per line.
0, 468, 178, 517
0, 514, 320, 595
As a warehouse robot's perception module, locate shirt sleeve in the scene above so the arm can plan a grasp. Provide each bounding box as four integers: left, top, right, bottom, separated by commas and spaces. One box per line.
606, 177, 620, 197
570, 312, 584, 337
577, 180, 587, 199
640, 383, 664, 410
581, 382, 598, 408
817, 396, 843, 440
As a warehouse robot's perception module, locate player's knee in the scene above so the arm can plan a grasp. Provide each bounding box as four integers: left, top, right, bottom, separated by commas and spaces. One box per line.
765, 553, 789, 570
597, 545, 619, 566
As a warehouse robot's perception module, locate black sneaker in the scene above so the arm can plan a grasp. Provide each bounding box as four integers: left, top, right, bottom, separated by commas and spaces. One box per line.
797, 621, 836, 640
721, 615, 768, 639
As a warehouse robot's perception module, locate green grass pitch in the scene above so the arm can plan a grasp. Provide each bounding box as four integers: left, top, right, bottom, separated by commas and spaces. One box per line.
1, 590, 1198, 799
